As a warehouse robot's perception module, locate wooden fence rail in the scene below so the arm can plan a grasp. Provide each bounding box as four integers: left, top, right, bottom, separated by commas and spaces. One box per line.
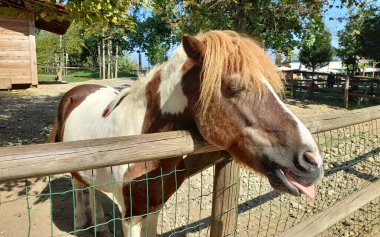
278, 179, 380, 237
1, 106, 380, 182
0, 105, 380, 236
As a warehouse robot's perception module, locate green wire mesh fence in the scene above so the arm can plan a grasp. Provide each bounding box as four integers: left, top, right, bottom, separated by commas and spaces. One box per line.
0, 115, 379, 236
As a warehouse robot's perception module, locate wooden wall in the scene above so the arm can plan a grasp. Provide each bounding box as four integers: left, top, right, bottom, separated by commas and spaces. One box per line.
0, 15, 38, 89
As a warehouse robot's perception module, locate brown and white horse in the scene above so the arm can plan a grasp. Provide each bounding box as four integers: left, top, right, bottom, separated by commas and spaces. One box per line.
49, 30, 323, 236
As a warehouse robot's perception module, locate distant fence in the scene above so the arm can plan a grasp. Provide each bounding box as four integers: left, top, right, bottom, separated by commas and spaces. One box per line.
0, 106, 379, 236
37, 66, 141, 81
284, 70, 380, 108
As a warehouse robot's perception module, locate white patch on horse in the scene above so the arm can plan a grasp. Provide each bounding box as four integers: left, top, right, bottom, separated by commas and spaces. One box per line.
123, 213, 160, 237
64, 85, 149, 212
261, 78, 322, 167
64, 86, 147, 140
159, 45, 188, 114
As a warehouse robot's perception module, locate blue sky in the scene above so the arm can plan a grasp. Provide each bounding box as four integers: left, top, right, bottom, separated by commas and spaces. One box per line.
129, 4, 350, 67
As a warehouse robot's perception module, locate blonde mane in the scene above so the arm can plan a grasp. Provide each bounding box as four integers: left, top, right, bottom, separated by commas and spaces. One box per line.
196, 30, 283, 114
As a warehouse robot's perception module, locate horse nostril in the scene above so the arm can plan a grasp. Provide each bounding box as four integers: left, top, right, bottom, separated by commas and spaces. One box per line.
303, 152, 318, 167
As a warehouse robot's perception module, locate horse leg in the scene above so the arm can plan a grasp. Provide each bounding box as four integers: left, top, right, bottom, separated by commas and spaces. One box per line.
89, 188, 112, 236
141, 212, 160, 237
121, 211, 160, 237
73, 178, 88, 229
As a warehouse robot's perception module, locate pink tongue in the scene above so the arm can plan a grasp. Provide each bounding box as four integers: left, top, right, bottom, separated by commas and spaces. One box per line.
284, 172, 316, 200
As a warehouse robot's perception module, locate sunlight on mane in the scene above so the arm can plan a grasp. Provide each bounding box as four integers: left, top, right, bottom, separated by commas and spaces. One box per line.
196, 30, 283, 114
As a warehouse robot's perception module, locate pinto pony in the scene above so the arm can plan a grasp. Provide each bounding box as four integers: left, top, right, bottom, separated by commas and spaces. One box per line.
49, 30, 323, 236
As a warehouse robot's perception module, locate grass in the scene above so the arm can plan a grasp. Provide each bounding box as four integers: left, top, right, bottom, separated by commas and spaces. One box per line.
38, 69, 138, 83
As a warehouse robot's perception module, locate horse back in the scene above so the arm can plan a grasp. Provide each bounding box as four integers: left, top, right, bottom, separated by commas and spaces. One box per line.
48, 84, 111, 143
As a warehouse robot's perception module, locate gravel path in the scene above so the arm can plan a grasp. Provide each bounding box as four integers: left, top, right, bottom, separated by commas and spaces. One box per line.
0, 79, 378, 237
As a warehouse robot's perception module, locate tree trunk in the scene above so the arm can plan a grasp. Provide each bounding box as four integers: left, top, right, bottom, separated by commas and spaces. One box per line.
138, 50, 142, 70
107, 39, 111, 79
115, 43, 119, 79
110, 40, 113, 78
98, 44, 101, 79
102, 30, 106, 80
65, 52, 68, 76
235, 0, 247, 33
57, 35, 63, 81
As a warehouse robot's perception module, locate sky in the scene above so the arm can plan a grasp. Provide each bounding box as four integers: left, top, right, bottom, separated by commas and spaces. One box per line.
128, 3, 351, 67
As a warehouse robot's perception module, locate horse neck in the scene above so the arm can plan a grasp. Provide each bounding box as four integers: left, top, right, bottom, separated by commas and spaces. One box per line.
130, 47, 195, 134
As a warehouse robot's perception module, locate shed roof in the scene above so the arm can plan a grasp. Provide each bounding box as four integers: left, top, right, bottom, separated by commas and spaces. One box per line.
1, 0, 71, 35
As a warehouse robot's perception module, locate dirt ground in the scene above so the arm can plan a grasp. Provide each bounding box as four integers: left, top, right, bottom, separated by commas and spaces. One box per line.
0, 79, 379, 237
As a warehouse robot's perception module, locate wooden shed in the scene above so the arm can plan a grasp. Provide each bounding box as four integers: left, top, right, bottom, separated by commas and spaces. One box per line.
0, 3, 70, 90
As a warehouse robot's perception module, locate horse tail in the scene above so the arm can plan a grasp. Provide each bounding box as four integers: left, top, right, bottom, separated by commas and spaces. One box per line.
47, 119, 59, 143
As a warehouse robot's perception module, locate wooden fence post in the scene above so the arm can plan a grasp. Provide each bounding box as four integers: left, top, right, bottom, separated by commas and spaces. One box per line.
210, 153, 240, 237
344, 75, 350, 109
290, 71, 294, 98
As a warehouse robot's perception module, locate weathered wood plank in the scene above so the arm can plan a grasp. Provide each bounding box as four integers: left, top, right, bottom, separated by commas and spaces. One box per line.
28, 18, 38, 86
0, 106, 379, 183
277, 180, 380, 237
0, 45, 30, 51
210, 157, 240, 237
0, 15, 28, 24
0, 50, 30, 57
0, 20, 28, 29
0, 69, 31, 77
0, 62, 31, 69
0, 34, 29, 40
0, 78, 11, 90
0, 60, 31, 65
0, 39, 29, 47
0, 55, 30, 61
301, 105, 380, 134
0, 27, 29, 36
0, 131, 221, 182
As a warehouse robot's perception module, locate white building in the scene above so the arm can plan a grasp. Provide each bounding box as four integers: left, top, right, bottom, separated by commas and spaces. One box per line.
290, 58, 344, 73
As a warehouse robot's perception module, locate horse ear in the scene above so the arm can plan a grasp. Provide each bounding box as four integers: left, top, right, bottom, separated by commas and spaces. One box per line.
182, 35, 206, 62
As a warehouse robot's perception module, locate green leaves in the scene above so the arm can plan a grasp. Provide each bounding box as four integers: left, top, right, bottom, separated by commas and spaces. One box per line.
359, 13, 380, 61
299, 15, 334, 72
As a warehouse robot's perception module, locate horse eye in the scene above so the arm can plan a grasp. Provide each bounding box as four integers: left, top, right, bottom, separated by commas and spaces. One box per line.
230, 85, 246, 94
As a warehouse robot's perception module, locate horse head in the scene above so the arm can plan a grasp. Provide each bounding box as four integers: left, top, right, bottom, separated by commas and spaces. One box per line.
180, 31, 323, 199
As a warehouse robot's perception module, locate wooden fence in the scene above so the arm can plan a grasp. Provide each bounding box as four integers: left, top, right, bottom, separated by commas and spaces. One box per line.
1, 106, 380, 236
285, 70, 380, 108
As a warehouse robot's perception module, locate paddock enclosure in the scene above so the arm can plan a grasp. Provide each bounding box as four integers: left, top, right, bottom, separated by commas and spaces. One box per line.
284, 70, 380, 109
0, 98, 379, 236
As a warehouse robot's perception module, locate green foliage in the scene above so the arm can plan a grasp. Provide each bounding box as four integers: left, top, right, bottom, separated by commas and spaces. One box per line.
336, 5, 377, 73
2, 0, 143, 30
146, 43, 167, 65
299, 15, 334, 72
126, 8, 172, 66
36, 23, 84, 65
154, 0, 317, 53
360, 13, 380, 61
336, 19, 361, 72
36, 22, 132, 68
36, 30, 60, 64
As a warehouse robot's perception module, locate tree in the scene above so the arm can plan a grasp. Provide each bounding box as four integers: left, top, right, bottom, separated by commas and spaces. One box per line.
152, 0, 370, 55
1, 0, 143, 31
153, 0, 323, 54
126, 8, 172, 66
298, 15, 334, 73
360, 13, 380, 61
336, 5, 377, 73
